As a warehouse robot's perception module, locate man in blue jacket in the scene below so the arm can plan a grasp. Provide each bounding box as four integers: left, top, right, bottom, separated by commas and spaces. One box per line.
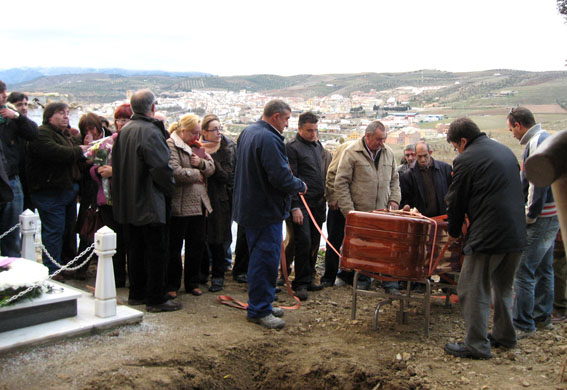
507, 107, 560, 335
233, 99, 306, 329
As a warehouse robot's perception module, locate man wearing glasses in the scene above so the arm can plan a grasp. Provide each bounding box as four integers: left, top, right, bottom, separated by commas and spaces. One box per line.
334, 121, 401, 292
444, 118, 526, 359
507, 107, 560, 334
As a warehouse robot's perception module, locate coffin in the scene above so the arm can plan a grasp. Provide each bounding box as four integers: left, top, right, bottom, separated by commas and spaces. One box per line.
340, 210, 463, 280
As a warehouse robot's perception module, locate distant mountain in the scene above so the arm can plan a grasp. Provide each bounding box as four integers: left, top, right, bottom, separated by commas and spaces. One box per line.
0, 67, 212, 84
6, 69, 567, 107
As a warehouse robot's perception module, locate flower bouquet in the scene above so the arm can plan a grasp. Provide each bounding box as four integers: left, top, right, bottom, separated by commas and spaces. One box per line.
0, 257, 50, 307
84, 133, 117, 166
85, 133, 118, 205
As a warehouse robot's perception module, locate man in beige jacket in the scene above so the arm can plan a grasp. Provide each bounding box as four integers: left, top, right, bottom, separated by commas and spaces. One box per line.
334, 120, 401, 291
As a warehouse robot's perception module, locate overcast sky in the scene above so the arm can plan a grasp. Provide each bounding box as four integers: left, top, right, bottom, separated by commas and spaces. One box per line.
2, 0, 566, 76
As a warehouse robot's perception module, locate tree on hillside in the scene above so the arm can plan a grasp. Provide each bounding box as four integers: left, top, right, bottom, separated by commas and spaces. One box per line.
559, 0, 567, 22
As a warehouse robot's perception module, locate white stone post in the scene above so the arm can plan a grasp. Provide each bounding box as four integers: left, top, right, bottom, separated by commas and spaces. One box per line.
19, 209, 38, 262
94, 226, 117, 318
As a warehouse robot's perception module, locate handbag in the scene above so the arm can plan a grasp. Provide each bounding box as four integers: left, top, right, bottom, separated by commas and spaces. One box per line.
79, 206, 102, 241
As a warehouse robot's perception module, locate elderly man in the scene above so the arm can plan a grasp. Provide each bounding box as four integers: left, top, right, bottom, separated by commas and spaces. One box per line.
334, 121, 401, 292
0, 85, 38, 256
233, 99, 306, 329
507, 107, 560, 334
400, 141, 452, 217
444, 118, 526, 359
397, 144, 416, 175
112, 89, 181, 313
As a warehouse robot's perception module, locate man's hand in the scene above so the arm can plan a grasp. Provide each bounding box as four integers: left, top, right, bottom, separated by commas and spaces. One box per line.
299, 181, 308, 196
97, 165, 113, 178
402, 204, 411, 212
388, 201, 399, 211
0, 108, 18, 119
447, 234, 461, 250
328, 200, 338, 210
291, 208, 303, 225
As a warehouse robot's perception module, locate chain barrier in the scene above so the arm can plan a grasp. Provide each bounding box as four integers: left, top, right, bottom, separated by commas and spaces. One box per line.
0, 223, 19, 240
1, 242, 96, 306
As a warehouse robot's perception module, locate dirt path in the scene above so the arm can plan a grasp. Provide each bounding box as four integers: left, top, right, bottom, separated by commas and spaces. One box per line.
1, 271, 566, 390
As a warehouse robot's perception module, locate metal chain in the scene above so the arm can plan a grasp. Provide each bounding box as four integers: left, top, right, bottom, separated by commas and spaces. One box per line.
2, 284, 38, 305
41, 242, 96, 271
1, 242, 97, 306
0, 223, 20, 240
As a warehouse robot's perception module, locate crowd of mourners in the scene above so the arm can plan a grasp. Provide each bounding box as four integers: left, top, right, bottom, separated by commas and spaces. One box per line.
0, 81, 564, 359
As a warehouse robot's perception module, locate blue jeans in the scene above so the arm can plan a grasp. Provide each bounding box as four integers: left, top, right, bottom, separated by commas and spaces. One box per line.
0, 176, 23, 257
245, 223, 282, 319
513, 216, 559, 331
31, 185, 79, 274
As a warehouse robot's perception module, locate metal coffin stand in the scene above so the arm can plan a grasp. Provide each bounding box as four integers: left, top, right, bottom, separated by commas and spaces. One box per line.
341, 210, 463, 336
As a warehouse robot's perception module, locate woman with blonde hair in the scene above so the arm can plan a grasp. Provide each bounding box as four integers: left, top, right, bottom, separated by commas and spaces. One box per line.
200, 114, 236, 292
166, 114, 215, 297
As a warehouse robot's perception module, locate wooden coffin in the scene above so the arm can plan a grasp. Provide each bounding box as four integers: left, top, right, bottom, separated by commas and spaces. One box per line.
340, 210, 463, 280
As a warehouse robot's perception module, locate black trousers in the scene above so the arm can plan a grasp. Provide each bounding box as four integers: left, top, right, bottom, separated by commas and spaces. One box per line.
232, 224, 249, 277
291, 207, 324, 289
126, 223, 168, 305
321, 208, 345, 284
167, 215, 206, 292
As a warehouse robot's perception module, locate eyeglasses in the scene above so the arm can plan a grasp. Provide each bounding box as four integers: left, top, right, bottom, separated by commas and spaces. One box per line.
204, 126, 222, 133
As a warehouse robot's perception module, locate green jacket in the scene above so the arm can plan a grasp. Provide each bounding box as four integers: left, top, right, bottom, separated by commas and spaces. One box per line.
26, 123, 84, 192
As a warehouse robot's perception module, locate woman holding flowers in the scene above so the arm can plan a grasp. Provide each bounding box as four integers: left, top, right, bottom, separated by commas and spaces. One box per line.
84, 103, 132, 287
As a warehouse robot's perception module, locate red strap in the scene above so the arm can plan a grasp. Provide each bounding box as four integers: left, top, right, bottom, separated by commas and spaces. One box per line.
300, 194, 341, 258
216, 295, 248, 310
278, 241, 302, 310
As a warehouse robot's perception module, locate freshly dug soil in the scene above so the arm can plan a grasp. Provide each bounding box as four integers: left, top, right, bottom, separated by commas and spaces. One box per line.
1, 267, 566, 390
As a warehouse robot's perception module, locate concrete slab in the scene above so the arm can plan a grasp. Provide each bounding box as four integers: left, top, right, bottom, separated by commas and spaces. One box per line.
0, 282, 143, 353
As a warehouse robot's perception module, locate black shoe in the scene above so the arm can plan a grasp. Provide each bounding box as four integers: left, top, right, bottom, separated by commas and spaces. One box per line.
487, 333, 516, 349
357, 281, 371, 291
127, 298, 146, 306
234, 274, 248, 283
294, 288, 308, 301
276, 278, 285, 286
320, 280, 334, 288
209, 284, 223, 293
444, 342, 491, 360
275, 287, 281, 294
146, 300, 182, 313
307, 283, 324, 291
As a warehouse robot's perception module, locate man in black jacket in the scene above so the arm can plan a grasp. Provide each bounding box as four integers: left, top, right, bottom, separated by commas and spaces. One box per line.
286, 112, 326, 301
0, 83, 37, 256
112, 89, 180, 313
400, 141, 452, 217
444, 118, 526, 359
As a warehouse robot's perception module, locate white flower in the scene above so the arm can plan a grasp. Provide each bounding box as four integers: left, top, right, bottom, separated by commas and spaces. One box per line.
0, 258, 49, 291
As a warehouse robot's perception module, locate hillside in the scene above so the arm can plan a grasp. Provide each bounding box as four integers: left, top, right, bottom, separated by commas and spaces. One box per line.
8, 69, 567, 105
